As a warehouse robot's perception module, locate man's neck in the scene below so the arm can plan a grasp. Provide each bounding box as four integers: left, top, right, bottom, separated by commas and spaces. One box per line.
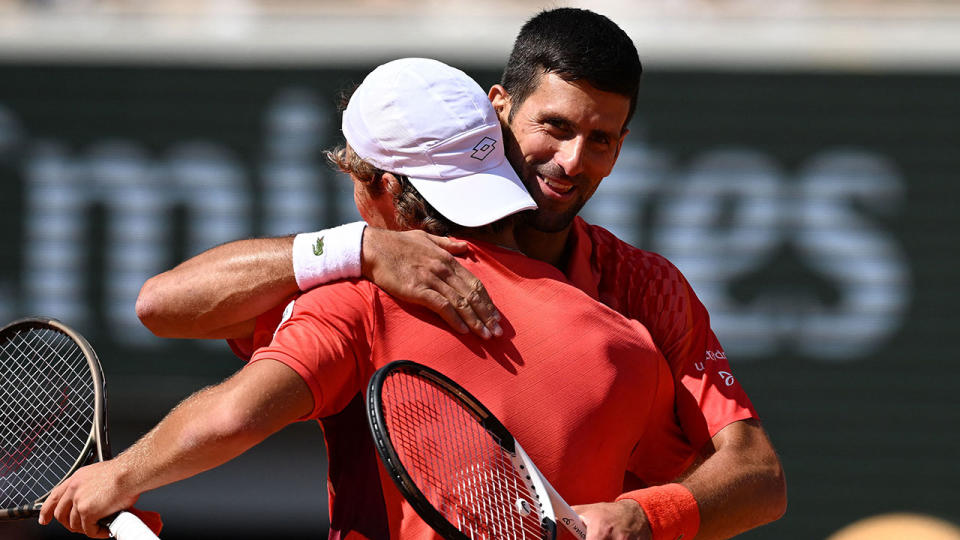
515, 225, 573, 268
461, 224, 520, 251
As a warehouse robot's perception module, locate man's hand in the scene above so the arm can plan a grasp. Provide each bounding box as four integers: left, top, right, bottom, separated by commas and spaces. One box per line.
38, 460, 137, 538
572, 500, 652, 540
362, 228, 502, 339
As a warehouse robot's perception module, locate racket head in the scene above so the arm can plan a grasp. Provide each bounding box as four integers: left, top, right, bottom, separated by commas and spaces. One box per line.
367, 360, 556, 540
0, 317, 108, 519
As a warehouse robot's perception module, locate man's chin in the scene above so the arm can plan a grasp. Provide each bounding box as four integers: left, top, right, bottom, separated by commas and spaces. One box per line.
522, 209, 577, 233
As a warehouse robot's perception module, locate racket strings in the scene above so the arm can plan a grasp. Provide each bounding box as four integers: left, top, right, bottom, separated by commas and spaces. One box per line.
1, 326, 95, 509
382, 373, 546, 539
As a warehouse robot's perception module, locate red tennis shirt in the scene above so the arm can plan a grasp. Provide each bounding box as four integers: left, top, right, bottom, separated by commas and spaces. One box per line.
563, 217, 758, 456
246, 240, 681, 540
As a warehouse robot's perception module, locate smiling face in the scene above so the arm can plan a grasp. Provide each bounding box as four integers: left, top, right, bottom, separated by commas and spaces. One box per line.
490, 72, 631, 234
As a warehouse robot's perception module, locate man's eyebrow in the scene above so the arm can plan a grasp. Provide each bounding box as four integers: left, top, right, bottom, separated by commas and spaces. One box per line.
590, 127, 618, 141
537, 113, 572, 127
537, 112, 618, 140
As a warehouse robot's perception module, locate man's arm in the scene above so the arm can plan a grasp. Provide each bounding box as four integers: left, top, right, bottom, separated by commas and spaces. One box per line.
579, 235, 783, 538
573, 419, 786, 540
136, 227, 502, 340
677, 419, 786, 539
37, 359, 313, 538
136, 237, 295, 339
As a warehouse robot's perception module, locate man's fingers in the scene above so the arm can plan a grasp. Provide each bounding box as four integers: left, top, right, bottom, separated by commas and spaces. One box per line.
427, 275, 497, 339
421, 252, 500, 334
38, 483, 64, 525
462, 276, 502, 337
81, 510, 111, 539
365, 228, 499, 339
50, 486, 75, 529
418, 289, 471, 335
426, 233, 470, 254
68, 503, 83, 534
440, 265, 501, 338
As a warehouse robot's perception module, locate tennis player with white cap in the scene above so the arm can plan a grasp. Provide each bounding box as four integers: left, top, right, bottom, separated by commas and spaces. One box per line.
341, 57, 535, 228
39, 58, 680, 540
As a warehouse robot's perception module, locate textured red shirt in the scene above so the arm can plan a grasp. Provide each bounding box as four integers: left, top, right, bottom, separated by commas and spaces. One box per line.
230, 219, 760, 535
247, 241, 679, 539
564, 217, 758, 478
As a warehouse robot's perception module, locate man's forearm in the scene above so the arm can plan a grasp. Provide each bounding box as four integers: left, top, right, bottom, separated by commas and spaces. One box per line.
680, 419, 787, 539
114, 360, 312, 495
136, 237, 297, 339
38, 360, 313, 535
137, 226, 505, 343
113, 385, 268, 494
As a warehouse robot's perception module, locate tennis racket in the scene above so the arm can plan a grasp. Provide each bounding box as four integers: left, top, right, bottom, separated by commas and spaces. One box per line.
366, 360, 587, 540
0, 317, 159, 539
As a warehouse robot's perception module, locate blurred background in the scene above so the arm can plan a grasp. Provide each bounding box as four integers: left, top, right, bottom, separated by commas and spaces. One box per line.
2, 0, 959, 538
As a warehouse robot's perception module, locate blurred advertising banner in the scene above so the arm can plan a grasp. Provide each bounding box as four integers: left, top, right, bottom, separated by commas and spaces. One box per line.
1, 64, 957, 539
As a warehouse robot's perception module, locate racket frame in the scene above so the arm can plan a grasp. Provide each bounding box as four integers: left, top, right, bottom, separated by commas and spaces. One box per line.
367, 360, 581, 540
0, 317, 111, 519
1, 317, 158, 539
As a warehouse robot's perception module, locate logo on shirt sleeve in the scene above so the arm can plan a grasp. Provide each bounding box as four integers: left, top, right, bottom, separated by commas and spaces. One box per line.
695, 349, 737, 386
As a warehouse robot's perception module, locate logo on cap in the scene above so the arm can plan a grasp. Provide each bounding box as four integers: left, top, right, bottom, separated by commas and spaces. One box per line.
470, 137, 497, 161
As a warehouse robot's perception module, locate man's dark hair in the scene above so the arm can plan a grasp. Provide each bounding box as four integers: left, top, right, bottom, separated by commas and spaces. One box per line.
501, 8, 642, 128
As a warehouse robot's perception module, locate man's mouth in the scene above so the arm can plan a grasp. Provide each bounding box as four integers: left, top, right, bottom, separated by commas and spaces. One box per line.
539, 175, 574, 197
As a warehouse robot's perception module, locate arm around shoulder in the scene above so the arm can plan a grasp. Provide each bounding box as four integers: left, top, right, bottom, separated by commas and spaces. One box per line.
136, 236, 298, 339
137, 222, 368, 340
136, 222, 504, 341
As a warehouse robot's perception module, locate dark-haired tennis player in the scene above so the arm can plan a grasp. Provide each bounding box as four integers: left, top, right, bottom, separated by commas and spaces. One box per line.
136, 9, 785, 540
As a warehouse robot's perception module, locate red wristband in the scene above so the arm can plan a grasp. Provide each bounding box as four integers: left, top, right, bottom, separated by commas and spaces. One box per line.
616, 483, 700, 540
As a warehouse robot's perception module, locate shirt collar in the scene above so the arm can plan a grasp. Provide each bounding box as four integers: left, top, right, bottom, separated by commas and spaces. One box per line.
562, 217, 602, 301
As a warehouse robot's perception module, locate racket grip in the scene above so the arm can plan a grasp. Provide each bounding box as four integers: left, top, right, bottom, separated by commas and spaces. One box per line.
545, 483, 587, 540
108, 511, 160, 540
0, 504, 39, 519
514, 444, 587, 540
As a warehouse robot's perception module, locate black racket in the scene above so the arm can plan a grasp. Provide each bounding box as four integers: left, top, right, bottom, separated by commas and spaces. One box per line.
0, 317, 159, 539
366, 360, 587, 540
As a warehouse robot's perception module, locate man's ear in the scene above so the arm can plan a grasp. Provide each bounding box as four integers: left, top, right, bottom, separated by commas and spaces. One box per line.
488, 85, 511, 122
380, 172, 402, 196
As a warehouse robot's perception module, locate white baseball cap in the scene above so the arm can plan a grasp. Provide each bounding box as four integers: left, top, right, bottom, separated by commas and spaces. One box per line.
342, 58, 536, 227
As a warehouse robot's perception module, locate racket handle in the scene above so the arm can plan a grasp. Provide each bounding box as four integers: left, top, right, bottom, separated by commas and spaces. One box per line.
544, 481, 587, 540
514, 444, 587, 540
108, 511, 160, 540
0, 504, 39, 519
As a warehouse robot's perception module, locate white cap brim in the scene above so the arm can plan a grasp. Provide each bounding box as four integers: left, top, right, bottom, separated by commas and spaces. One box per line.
408, 158, 537, 228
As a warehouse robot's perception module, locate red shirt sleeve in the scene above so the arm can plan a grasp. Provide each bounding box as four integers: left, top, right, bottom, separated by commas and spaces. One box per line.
566, 218, 758, 451
248, 280, 376, 420
226, 297, 297, 361
668, 292, 758, 448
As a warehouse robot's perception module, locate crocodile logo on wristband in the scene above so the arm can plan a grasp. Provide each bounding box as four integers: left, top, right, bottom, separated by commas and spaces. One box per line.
313, 236, 325, 256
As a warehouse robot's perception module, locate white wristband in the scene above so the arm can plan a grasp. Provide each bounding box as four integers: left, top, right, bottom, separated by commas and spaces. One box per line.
292, 221, 367, 291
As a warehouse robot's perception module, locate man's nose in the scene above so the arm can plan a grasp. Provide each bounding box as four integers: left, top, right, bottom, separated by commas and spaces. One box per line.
554, 137, 585, 178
